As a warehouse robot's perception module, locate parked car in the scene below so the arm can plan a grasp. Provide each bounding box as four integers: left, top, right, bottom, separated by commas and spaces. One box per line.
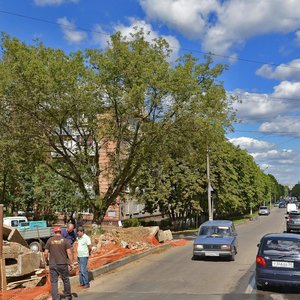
287, 203, 298, 214
256, 233, 300, 290
258, 206, 270, 216
286, 211, 300, 233
193, 220, 238, 261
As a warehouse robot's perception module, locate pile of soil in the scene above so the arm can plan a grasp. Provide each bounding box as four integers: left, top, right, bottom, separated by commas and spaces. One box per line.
95, 227, 158, 250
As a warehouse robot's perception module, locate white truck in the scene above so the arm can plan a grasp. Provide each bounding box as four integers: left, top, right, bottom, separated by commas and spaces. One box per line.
3, 216, 53, 252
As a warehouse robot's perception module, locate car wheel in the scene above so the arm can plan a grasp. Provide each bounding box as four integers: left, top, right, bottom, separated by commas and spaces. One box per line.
192, 255, 198, 261
229, 249, 236, 261
287, 228, 291, 233
256, 283, 264, 291
29, 241, 42, 252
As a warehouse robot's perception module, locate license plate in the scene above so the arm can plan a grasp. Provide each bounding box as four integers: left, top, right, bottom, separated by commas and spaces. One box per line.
205, 252, 219, 257
272, 261, 294, 268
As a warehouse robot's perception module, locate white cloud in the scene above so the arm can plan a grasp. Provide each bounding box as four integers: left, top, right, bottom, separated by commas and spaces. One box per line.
296, 31, 300, 45
140, 0, 300, 54
272, 81, 300, 100
256, 59, 300, 81
259, 116, 300, 137
34, 0, 78, 6
57, 17, 87, 44
231, 82, 300, 122
92, 24, 110, 48
231, 90, 288, 121
230, 137, 275, 152
93, 18, 180, 61
140, 0, 221, 39
252, 149, 293, 163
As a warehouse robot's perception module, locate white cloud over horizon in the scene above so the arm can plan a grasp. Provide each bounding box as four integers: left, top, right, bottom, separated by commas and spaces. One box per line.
57, 17, 87, 44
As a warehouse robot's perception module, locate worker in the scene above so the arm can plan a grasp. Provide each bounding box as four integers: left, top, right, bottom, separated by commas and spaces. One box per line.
44, 226, 74, 300
77, 226, 92, 288
62, 223, 77, 246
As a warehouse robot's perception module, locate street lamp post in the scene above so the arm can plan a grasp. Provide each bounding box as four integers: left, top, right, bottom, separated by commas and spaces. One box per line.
207, 148, 213, 221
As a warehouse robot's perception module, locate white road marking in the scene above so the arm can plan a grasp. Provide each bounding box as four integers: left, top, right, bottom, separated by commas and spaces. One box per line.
270, 294, 285, 300
245, 275, 255, 294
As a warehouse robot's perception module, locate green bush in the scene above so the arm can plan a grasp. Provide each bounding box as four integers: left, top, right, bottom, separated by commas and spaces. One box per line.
160, 219, 173, 229
122, 218, 141, 228
140, 220, 158, 227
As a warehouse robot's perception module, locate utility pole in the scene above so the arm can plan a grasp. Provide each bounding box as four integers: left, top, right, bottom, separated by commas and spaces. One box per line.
207, 147, 213, 221
0, 204, 6, 290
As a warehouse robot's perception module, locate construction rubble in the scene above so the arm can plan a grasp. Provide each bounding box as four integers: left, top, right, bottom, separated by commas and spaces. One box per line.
94, 226, 173, 251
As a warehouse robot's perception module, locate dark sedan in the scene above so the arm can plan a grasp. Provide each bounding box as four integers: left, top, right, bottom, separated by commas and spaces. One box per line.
256, 233, 300, 290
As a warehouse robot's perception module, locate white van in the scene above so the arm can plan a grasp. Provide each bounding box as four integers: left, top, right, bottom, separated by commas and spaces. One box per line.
287, 203, 297, 214
3, 216, 28, 227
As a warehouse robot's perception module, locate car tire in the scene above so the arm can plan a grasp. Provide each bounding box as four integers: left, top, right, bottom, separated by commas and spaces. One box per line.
229, 249, 236, 261
287, 228, 291, 233
256, 283, 264, 291
29, 241, 43, 252
192, 255, 198, 261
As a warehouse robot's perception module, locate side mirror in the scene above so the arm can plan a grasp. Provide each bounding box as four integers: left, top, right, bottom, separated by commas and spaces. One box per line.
257, 243, 260, 247
285, 216, 288, 219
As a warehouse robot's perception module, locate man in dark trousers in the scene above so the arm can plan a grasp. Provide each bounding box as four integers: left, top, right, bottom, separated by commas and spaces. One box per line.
44, 226, 74, 300
62, 223, 77, 246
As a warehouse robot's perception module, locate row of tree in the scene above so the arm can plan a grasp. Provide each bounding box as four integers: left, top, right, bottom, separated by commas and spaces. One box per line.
0, 30, 285, 224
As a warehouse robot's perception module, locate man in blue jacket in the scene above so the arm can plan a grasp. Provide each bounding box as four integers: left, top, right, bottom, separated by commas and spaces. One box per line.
62, 223, 77, 246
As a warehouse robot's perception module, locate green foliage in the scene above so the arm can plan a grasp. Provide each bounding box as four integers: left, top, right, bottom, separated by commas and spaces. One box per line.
291, 184, 300, 199
0, 30, 284, 225
122, 218, 141, 228
160, 219, 173, 229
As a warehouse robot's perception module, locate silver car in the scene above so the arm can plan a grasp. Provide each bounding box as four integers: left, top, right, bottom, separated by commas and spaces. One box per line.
258, 206, 270, 216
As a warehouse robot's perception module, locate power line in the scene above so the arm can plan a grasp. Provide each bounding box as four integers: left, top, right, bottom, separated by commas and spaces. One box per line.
0, 9, 111, 37
1, 9, 300, 71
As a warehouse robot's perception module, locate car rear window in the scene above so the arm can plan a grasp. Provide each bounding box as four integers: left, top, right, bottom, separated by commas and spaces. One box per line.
260, 206, 268, 209
261, 238, 300, 256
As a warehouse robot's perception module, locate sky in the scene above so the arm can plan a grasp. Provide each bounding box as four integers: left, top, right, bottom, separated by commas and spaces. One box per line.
1, 0, 300, 186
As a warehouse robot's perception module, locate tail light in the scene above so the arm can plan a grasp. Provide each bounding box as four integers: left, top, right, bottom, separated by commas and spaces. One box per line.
256, 256, 266, 267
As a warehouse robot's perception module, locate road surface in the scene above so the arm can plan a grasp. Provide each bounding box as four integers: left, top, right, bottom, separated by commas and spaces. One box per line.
77, 208, 300, 299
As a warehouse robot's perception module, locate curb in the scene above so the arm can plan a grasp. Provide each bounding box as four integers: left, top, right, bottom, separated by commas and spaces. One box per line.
70, 243, 173, 286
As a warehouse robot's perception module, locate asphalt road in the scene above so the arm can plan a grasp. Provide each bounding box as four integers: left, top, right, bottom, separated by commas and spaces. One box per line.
76, 208, 300, 300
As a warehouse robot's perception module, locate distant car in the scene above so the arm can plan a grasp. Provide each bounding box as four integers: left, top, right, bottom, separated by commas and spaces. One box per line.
193, 220, 238, 261
256, 233, 300, 290
286, 211, 300, 233
274, 202, 280, 207
278, 202, 286, 208
258, 206, 270, 216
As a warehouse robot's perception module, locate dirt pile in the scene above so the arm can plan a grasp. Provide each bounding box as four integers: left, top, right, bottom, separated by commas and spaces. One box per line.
95, 226, 159, 251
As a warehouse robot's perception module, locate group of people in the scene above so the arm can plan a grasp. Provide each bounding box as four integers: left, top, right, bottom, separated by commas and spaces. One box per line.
44, 223, 92, 300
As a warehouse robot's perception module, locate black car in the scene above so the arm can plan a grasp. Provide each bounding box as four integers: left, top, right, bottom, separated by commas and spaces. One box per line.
286, 211, 300, 232
256, 233, 300, 290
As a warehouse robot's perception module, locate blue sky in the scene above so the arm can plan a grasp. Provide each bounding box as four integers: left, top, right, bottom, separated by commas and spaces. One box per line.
1, 0, 300, 186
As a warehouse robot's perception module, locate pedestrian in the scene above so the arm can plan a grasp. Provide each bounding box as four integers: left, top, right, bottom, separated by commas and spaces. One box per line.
62, 223, 77, 246
77, 226, 92, 288
44, 226, 74, 300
